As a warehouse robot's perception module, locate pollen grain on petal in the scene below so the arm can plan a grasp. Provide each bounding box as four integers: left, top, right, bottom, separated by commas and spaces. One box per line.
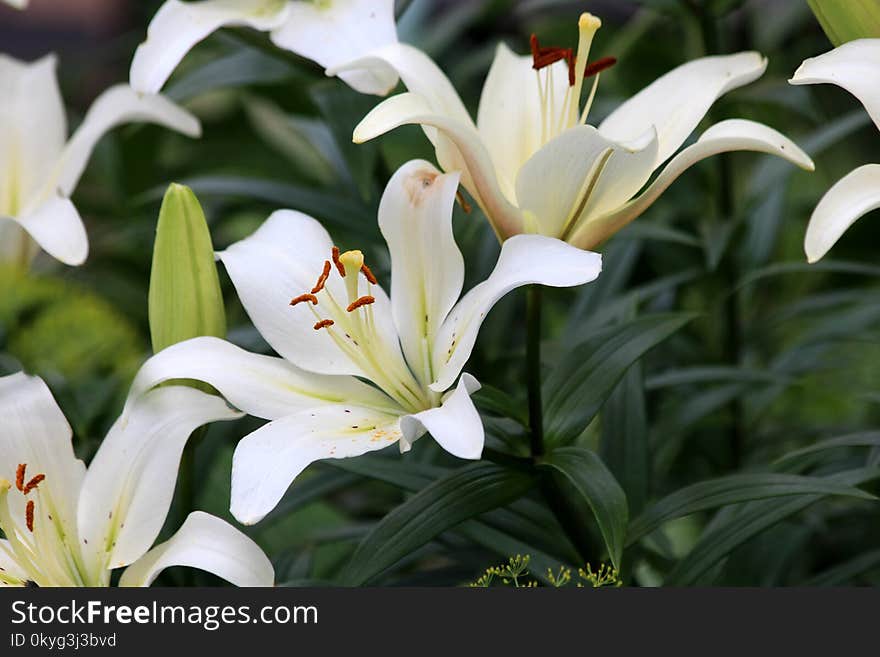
25, 500, 34, 532
15, 464, 26, 492
311, 260, 332, 294
290, 293, 319, 307
347, 295, 376, 312
313, 319, 335, 331
23, 474, 45, 496
361, 263, 378, 285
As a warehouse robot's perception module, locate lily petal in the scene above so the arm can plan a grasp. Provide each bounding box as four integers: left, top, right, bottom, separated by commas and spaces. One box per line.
8, 195, 87, 266
571, 119, 814, 250
271, 0, 398, 95
401, 374, 483, 460
431, 235, 602, 392
354, 92, 524, 238
119, 511, 274, 587
804, 164, 880, 263
130, 0, 289, 94
231, 405, 402, 524
790, 39, 880, 131
77, 385, 241, 574
0, 373, 84, 543
130, 336, 395, 420
378, 160, 464, 387
218, 209, 406, 379
0, 54, 66, 205
0, 540, 27, 584
599, 52, 768, 167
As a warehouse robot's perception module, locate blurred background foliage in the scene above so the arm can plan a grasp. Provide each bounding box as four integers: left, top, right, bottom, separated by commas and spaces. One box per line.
2, 0, 880, 586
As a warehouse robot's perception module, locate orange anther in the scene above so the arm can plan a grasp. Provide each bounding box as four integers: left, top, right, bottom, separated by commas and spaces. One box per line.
313, 319, 335, 331
361, 264, 378, 285
346, 296, 376, 312
331, 246, 345, 277
290, 293, 318, 307
25, 500, 34, 532
23, 474, 45, 495
15, 464, 25, 492
311, 261, 332, 294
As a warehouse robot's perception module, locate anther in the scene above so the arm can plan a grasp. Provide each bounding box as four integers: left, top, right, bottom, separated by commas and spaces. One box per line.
347, 296, 375, 312
456, 190, 472, 214
361, 264, 378, 285
23, 474, 45, 496
290, 293, 318, 307
331, 246, 345, 277
25, 500, 34, 532
313, 319, 335, 331
15, 464, 25, 492
312, 261, 332, 294
584, 56, 617, 78
530, 34, 575, 85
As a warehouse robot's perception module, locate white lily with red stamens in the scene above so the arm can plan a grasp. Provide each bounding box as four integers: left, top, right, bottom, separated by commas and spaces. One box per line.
0, 53, 200, 269
343, 12, 814, 249
0, 372, 273, 587
129, 159, 602, 525
790, 39, 880, 263
130, 0, 399, 96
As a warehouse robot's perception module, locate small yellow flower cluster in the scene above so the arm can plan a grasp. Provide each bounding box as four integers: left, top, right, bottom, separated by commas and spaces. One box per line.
468, 555, 622, 588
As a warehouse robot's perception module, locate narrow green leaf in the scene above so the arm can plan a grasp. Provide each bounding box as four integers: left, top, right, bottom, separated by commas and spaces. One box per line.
807, 0, 880, 46
545, 313, 695, 445
628, 473, 877, 547
149, 184, 225, 353
340, 463, 534, 585
775, 432, 880, 468
539, 447, 628, 569
804, 549, 880, 586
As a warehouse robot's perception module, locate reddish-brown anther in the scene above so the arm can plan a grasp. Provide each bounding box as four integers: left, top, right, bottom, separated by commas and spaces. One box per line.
584, 56, 617, 78
312, 261, 332, 294
23, 474, 45, 496
15, 464, 25, 492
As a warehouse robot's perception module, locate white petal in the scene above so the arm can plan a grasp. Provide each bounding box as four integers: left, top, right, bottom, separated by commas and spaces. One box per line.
77, 385, 241, 573
2, 1, 29, 9
0, 373, 84, 547
570, 119, 814, 250
219, 209, 405, 379
119, 511, 274, 587
271, 0, 398, 95
790, 39, 880, 131
378, 160, 463, 386
431, 235, 602, 392
9, 195, 87, 266
130, 0, 290, 94
599, 52, 767, 167
354, 92, 524, 239
476, 43, 570, 201
0, 540, 28, 584
401, 374, 483, 460
514, 125, 658, 238
46, 85, 200, 200
231, 405, 402, 524
804, 164, 880, 263
130, 336, 396, 420
0, 54, 66, 207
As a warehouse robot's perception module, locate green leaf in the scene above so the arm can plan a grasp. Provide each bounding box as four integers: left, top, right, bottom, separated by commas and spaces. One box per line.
545, 313, 695, 445
539, 447, 628, 569
628, 473, 877, 547
149, 184, 226, 353
340, 463, 533, 585
664, 468, 880, 585
807, 0, 880, 46
804, 549, 880, 586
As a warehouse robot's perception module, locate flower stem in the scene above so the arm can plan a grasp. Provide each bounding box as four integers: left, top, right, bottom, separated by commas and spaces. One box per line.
526, 285, 545, 459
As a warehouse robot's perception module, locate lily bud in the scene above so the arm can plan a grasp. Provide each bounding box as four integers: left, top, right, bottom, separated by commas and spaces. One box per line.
148, 184, 226, 353
807, 0, 880, 46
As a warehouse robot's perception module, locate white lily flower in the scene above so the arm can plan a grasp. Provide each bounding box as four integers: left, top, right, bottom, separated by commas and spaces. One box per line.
344, 12, 814, 249
129, 160, 602, 525
790, 39, 880, 263
0, 372, 274, 587
0, 53, 200, 269
130, 0, 399, 96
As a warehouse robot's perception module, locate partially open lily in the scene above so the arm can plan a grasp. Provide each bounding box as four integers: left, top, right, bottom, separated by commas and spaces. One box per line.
131, 0, 399, 96
790, 39, 880, 263
0, 372, 273, 587
0, 54, 200, 269
345, 12, 814, 249
129, 160, 602, 524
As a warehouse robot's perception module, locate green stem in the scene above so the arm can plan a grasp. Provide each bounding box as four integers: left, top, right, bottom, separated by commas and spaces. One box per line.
526, 285, 545, 459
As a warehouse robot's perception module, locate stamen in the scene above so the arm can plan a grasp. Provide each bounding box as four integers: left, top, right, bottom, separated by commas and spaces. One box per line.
347, 296, 375, 312
25, 500, 34, 532
313, 319, 335, 331
290, 293, 319, 307
15, 464, 25, 492
331, 246, 345, 277
456, 190, 472, 214
360, 264, 378, 285
311, 261, 332, 294
584, 56, 617, 78
23, 474, 45, 495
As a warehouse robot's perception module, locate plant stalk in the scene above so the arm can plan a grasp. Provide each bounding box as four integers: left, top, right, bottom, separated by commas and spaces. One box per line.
526, 285, 545, 459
